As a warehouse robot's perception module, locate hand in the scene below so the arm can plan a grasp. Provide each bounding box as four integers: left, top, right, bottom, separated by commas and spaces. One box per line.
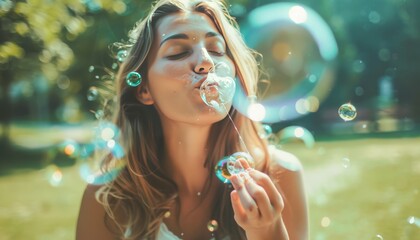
229, 159, 289, 240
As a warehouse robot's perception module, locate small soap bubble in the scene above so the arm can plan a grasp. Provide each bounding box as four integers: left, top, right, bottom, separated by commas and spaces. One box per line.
164, 211, 171, 218
88, 65, 95, 73
375, 234, 384, 240
207, 220, 219, 232
407, 216, 420, 227
320, 216, 331, 227
126, 71, 142, 87
259, 124, 273, 139
87, 86, 99, 101
78, 140, 125, 185
79, 160, 124, 185
44, 165, 63, 187
338, 103, 357, 121
94, 109, 104, 119
117, 50, 128, 62
342, 157, 350, 168
215, 156, 234, 183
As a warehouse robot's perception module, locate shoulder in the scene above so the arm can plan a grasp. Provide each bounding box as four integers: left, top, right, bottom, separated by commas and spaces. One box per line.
76, 184, 116, 240
267, 145, 303, 173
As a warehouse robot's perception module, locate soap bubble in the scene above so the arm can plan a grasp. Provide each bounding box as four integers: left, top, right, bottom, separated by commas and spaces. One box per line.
338, 103, 357, 121
375, 234, 384, 240
78, 142, 125, 185
234, 3, 338, 123
44, 165, 63, 187
200, 63, 236, 111
207, 220, 219, 232
277, 126, 315, 148
259, 124, 273, 139
215, 152, 254, 184
87, 86, 99, 101
342, 157, 351, 168
407, 216, 420, 227
77, 121, 126, 185
117, 50, 128, 63
215, 156, 234, 183
126, 71, 142, 87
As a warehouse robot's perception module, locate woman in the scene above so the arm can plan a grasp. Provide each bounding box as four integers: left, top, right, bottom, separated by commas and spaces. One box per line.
76, 0, 308, 239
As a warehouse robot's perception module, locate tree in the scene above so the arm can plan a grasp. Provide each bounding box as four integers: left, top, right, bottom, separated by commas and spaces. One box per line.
0, 0, 135, 145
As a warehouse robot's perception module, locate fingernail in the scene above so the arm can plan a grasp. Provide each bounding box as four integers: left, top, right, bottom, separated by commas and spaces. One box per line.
231, 191, 238, 201
230, 175, 243, 188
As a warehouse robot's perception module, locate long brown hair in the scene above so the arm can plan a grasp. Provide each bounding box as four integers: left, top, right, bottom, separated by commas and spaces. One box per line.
97, 0, 270, 239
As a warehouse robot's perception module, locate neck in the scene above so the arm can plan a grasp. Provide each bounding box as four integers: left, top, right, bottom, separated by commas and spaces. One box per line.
161, 121, 212, 196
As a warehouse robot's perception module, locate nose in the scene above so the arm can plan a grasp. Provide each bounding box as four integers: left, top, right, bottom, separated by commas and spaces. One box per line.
194, 47, 214, 73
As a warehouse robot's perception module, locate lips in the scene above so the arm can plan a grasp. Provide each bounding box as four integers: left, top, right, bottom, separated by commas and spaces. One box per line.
194, 76, 207, 89
194, 76, 220, 90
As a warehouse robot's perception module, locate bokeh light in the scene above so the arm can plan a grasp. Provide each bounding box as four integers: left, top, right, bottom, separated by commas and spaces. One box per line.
44, 164, 63, 187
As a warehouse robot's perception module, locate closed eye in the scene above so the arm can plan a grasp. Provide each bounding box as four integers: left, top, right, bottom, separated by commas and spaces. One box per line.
167, 51, 190, 60
209, 51, 225, 56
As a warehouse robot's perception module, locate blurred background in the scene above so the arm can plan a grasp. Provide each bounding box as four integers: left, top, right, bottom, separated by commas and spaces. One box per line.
0, 0, 419, 239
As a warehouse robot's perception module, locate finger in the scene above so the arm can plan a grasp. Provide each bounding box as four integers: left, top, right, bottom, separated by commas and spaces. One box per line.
243, 174, 273, 219
230, 174, 259, 214
248, 170, 284, 214
230, 190, 246, 221
237, 157, 251, 170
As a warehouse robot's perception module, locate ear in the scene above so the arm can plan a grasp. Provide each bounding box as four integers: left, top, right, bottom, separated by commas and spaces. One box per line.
136, 85, 154, 105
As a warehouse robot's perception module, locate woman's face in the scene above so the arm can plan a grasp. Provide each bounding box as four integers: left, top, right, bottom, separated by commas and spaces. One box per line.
145, 12, 236, 126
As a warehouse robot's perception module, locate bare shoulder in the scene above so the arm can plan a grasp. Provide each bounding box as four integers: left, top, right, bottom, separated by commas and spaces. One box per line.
268, 145, 303, 173
267, 145, 309, 240
76, 184, 115, 240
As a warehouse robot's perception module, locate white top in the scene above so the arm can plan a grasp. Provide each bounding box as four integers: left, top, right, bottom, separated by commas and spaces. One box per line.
157, 223, 182, 240
155, 223, 228, 240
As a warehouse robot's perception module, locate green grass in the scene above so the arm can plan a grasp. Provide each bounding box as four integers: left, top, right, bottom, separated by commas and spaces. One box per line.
0, 164, 85, 240
283, 137, 420, 239
1, 135, 420, 239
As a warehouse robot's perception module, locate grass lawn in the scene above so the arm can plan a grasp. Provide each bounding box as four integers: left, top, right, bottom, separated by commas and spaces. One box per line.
0, 132, 419, 239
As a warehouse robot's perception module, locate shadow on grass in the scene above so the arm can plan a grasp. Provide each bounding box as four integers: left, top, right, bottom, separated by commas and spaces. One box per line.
0, 139, 76, 176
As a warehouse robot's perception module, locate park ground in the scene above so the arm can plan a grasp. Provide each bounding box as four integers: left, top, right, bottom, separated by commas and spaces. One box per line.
0, 124, 419, 240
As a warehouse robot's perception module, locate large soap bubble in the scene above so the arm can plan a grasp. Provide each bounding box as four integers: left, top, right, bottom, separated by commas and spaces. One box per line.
200, 62, 236, 112
234, 3, 338, 123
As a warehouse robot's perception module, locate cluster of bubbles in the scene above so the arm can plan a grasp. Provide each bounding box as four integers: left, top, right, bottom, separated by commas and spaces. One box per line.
215, 152, 254, 184
199, 62, 236, 112
207, 219, 219, 232
79, 121, 125, 185
53, 121, 125, 186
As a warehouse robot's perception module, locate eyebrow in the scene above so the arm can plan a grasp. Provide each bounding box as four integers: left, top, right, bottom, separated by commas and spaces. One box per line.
159, 31, 222, 46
